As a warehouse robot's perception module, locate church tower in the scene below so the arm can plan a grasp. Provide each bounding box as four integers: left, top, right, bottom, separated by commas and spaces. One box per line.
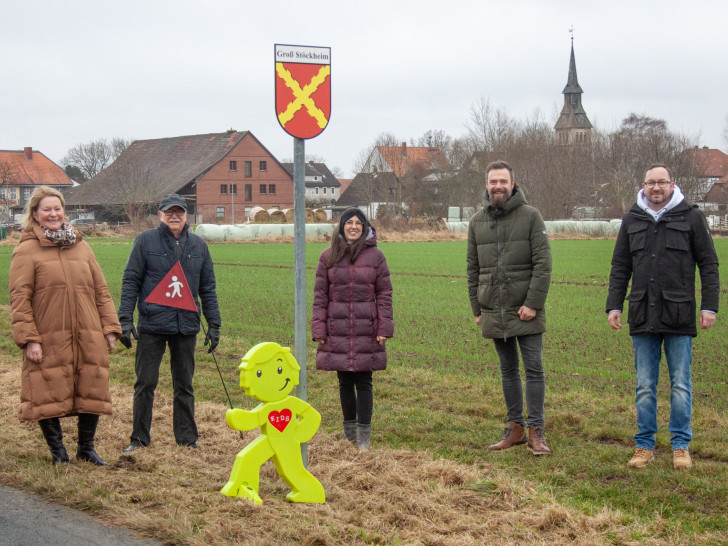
554, 36, 592, 145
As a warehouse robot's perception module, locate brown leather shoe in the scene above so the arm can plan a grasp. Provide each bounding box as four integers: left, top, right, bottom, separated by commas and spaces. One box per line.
527, 426, 552, 455
488, 422, 526, 451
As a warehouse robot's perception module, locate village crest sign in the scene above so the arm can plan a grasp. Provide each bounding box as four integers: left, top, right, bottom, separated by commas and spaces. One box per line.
274, 44, 331, 139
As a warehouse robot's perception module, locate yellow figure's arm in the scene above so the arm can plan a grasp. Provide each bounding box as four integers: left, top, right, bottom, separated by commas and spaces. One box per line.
226, 406, 264, 431
294, 404, 321, 443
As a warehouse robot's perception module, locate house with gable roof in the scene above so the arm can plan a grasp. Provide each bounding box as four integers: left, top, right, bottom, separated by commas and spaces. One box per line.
335, 171, 400, 219
363, 142, 450, 178
685, 146, 728, 213
0, 147, 73, 221
681, 146, 728, 205
280, 161, 341, 204
346, 142, 453, 218
66, 130, 292, 224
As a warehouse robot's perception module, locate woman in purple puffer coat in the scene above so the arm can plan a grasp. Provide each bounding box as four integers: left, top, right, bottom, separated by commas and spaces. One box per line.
312, 208, 394, 450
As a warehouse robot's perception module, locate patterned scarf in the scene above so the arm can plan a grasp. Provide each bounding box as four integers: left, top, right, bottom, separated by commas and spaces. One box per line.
41, 223, 77, 246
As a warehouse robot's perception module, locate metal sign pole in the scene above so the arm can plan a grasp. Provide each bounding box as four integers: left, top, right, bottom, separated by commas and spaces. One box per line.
293, 136, 308, 467
275, 43, 330, 469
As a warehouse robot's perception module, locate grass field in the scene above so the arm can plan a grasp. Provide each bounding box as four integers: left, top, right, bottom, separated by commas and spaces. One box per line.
1, 236, 727, 544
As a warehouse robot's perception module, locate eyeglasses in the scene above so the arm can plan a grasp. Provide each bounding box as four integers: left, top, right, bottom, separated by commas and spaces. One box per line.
163, 208, 186, 217
643, 181, 671, 189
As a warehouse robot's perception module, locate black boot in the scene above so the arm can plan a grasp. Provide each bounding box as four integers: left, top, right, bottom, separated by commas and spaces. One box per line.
343, 420, 357, 444
38, 418, 71, 466
76, 414, 108, 466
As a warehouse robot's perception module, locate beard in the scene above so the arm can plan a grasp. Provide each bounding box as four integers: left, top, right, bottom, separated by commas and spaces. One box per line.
646, 189, 671, 207
489, 190, 509, 210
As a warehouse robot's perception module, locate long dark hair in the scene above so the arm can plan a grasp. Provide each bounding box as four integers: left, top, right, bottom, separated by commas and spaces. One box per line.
326, 209, 369, 267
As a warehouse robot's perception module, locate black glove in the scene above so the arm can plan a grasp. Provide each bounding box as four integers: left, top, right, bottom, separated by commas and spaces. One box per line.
120, 323, 137, 349
204, 326, 220, 353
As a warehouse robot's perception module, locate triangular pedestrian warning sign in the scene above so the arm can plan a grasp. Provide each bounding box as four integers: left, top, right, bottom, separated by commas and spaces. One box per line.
144, 261, 198, 312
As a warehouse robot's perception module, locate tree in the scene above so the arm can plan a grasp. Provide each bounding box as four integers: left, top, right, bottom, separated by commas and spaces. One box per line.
411, 130, 452, 157
0, 161, 15, 221
64, 164, 87, 183
92, 156, 157, 226
61, 138, 132, 181
593, 114, 698, 214
465, 96, 519, 155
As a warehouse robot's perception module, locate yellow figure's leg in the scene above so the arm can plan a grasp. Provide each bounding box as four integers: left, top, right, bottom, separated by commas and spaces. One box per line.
220, 436, 274, 504
271, 438, 325, 503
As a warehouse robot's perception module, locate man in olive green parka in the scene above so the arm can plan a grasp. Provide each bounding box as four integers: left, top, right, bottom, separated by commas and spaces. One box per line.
467, 160, 552, 455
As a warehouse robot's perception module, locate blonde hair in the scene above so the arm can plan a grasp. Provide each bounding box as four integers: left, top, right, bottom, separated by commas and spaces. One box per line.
21, 186, 67, 232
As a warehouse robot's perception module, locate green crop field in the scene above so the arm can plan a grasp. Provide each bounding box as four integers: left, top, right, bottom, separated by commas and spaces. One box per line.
1, 237, 727, 541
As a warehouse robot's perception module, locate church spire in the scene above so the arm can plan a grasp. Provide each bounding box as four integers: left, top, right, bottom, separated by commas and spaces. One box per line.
562, 41, 584, 95
554, 29, 592, 145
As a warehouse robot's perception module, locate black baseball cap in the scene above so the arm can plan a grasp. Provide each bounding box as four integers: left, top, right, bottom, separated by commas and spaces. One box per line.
158, 194, 188, 212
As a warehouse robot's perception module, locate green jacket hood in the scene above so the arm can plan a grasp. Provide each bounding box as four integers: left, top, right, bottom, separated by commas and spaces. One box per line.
481, 185, 527, 217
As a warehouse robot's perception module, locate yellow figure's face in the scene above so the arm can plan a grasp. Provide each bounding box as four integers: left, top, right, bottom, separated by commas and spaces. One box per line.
243, 353, 297, 402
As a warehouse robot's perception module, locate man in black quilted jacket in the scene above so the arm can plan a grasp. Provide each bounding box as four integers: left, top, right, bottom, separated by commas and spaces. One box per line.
607, 164, 719, 470
118, 193, 221, 451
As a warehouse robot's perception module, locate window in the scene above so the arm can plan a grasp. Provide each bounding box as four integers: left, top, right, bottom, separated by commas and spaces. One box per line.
259, 184, 266, 194
23, 187, 32, 199
220, 184, 227, 194
244, 161, 252, 177
315, 187, 319, 195
259, 161, 267, 172
245, 184, 252, 201
217, 207, 225, 218
229, 160, 237, 171
230, 184, 237, 195
10, 188, 17, 200
0, 189, 4, 198
268, 184, 275, 194
331, 187, 336, 195
323, 187, 327, 195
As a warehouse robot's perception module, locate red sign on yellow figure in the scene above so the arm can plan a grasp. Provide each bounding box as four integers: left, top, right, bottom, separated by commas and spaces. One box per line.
275, 44, 331, 139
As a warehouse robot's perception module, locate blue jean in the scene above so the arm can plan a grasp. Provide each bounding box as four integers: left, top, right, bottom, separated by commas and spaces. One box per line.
632, 334, 693, 450
493, 334, 545, 428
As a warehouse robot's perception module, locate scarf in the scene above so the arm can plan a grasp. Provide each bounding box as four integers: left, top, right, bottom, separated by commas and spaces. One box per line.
41, 223, 77, 246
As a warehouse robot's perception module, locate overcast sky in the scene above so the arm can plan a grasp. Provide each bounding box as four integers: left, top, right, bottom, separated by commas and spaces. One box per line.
2, 0, 727, 178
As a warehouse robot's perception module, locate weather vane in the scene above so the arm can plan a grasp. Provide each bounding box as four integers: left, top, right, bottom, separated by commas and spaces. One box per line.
569, 26, 575, 43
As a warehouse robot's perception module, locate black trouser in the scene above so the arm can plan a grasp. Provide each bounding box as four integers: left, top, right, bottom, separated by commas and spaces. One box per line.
337, 371, 373, 425
131, 332, 198, 446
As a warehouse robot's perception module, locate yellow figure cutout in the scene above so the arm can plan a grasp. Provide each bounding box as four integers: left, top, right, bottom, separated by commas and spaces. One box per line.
220, 342, 325, 504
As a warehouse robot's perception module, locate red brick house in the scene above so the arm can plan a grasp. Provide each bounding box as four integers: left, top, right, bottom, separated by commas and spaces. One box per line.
0, 147, 73, 221
67, 130, 292, 223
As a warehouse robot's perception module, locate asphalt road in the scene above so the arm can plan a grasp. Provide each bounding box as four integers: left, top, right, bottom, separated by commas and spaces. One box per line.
0, 485, 159, 545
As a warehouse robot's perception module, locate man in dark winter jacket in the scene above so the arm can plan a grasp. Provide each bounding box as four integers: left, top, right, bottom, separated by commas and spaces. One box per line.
118, 194, 221, 451
607, 164, 719, 470
467, 160, 552, 456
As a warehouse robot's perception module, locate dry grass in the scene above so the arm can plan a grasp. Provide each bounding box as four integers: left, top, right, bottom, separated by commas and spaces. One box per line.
0, 356, 663, 545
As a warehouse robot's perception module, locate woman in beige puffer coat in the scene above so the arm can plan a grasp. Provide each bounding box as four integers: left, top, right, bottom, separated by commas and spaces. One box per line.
9, 186, 121, 466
